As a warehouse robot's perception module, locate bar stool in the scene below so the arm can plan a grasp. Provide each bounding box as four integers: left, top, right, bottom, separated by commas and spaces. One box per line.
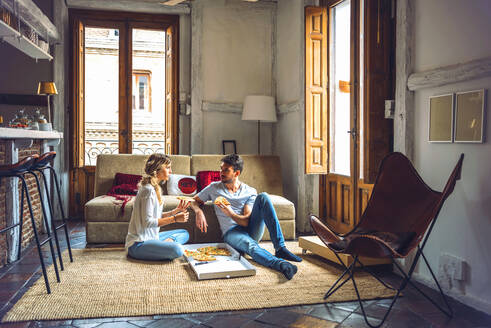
0, 155, 60, 294
30, 151, 73, 270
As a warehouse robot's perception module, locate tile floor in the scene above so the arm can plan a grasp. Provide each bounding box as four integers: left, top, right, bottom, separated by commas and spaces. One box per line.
0, 220, 490, 328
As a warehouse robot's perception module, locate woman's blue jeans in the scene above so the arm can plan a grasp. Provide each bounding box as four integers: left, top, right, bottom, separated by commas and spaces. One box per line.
223, 193, 287, 271
128, 229, 189, 261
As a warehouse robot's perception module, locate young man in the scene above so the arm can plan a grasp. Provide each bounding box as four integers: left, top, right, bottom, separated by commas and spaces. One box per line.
191, 154, 301, 280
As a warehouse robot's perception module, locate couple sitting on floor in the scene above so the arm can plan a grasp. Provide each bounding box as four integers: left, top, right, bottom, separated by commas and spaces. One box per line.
125, 153, 301, 280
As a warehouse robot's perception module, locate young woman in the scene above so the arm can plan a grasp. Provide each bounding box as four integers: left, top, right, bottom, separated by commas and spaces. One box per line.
125, 153, 191, 261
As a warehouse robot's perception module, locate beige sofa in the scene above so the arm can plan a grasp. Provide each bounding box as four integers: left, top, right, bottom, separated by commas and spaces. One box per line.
85, 154, 296, 244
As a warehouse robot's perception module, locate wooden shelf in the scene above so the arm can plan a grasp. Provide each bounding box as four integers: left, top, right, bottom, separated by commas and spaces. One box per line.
0, 20, 52, 60
0, 127, 63, 140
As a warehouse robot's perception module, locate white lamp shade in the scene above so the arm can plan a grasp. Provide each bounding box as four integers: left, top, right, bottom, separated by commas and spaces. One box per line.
242, 95, 277, 122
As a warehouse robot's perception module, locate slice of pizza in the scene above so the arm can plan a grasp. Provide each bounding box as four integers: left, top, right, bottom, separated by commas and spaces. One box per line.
212, 247, 231, 256
214, 196, 230, 206
184, 250, 200, 258
197, 246, 231, 256
176, 196, 195, 202
193, 252, 216, 261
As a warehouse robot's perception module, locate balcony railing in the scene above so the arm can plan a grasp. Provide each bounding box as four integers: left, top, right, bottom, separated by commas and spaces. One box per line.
85, 140, 165, 166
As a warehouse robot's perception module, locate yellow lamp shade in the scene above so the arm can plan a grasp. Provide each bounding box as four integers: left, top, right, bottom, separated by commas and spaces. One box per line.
37, 81, 58, 95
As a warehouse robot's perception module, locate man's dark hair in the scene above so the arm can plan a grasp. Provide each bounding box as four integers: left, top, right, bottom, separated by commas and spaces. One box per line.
221, 154, 244, 173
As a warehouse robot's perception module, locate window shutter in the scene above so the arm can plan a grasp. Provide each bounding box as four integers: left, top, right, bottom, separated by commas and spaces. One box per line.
362, 0, 395, 183
71, 19, 85, 168
305, 6, 328, 174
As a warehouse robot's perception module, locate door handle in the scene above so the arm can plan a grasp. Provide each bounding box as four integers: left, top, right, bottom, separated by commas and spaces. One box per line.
347, 128, 357, 138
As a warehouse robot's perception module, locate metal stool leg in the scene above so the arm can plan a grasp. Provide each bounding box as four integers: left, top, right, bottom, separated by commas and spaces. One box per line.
26, 171, 61, 282
17, 177, 25, 261
36, 168, 64, 270
19, 175, 51, 294
48, 166, 73, 262
0, 176, 25, 262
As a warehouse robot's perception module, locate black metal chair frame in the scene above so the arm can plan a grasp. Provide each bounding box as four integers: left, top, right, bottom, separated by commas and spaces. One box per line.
322, 217, 453, 328
0, 164, 59, 294
31, 160, 73, 269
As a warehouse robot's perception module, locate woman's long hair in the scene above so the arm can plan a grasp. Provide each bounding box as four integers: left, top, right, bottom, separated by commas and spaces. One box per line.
140, 153, 171, 205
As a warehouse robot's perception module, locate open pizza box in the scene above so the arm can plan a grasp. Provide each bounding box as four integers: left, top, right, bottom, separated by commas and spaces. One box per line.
183, 243, 256, 280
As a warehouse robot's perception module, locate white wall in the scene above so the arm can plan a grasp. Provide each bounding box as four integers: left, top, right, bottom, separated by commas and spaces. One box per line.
412, 0, 491, 313
191, 0, 275, 155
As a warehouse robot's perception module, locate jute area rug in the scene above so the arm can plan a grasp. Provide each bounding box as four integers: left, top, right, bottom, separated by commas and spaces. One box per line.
2, 242, 395, 322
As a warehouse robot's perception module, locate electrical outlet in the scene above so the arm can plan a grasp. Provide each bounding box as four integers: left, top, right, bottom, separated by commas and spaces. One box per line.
438, 253, 466, 284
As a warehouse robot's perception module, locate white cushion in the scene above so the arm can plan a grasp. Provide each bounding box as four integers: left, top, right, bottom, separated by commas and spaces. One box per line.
166, 174, 197, 196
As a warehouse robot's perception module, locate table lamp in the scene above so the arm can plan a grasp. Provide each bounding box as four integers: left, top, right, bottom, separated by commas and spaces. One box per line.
241, 95, 277, 154
37, 81, 58, 125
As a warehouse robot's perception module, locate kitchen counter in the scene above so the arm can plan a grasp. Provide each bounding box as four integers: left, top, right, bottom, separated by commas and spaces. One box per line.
0, 127, 63, 263
0, 127, 63, 140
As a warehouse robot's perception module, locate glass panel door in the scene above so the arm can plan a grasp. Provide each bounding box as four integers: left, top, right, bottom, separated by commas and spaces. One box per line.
322, 0, 356, 233
329, 0, 351, 176
84, 26, 120, 165
131, 28, 166, 155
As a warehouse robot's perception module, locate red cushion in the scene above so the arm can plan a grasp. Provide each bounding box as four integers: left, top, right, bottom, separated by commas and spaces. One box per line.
196, 171, 221, 191
108, 183, 138, 196
113, 172, 142, 188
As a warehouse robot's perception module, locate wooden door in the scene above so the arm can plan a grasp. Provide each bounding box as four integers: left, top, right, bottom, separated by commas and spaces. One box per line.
316, 0, 359, 234
313, 0, 394, 232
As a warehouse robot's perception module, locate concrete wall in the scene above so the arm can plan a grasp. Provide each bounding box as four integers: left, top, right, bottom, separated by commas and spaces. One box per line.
411, 0, 491, 314
191, 0, 275, 155
275, 0, 318, 232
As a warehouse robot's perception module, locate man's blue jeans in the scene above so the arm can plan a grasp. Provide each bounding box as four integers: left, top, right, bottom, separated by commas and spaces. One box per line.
128, 229, 189, 261
223, 193, 287, 271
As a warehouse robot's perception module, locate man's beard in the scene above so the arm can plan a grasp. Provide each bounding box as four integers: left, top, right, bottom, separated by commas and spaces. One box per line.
221, 176, 233, 184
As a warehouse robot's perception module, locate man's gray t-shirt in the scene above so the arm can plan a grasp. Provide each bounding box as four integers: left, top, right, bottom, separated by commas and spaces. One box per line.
197, 181, 257, 235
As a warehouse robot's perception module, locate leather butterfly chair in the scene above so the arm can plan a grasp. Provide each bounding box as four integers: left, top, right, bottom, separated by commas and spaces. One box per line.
310, 152, 464, 328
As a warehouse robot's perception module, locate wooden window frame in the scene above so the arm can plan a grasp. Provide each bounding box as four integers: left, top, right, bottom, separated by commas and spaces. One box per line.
69, 9, 179, 170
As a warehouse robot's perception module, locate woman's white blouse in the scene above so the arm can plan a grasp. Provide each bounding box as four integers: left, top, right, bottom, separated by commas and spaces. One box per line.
125, 184, 163, 251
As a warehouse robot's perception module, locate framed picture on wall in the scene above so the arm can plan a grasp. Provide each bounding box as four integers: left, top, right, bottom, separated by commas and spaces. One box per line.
222, 140, 237, 155
429, 94, 454, 143
454, 89, 486, 143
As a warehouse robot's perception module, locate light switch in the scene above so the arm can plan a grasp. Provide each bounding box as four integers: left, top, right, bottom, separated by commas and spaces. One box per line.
385, 100, 395, 119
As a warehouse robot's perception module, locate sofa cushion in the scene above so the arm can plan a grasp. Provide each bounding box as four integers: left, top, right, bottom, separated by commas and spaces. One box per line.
86, 222, 131, 244
85, 195, 135, 223
190, 155, 283, 195
94, 154, 191, 197
167, 174, 198, 196
268, 195, 295, 221
113, 172, 142, 188
196, 171, 221, 191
